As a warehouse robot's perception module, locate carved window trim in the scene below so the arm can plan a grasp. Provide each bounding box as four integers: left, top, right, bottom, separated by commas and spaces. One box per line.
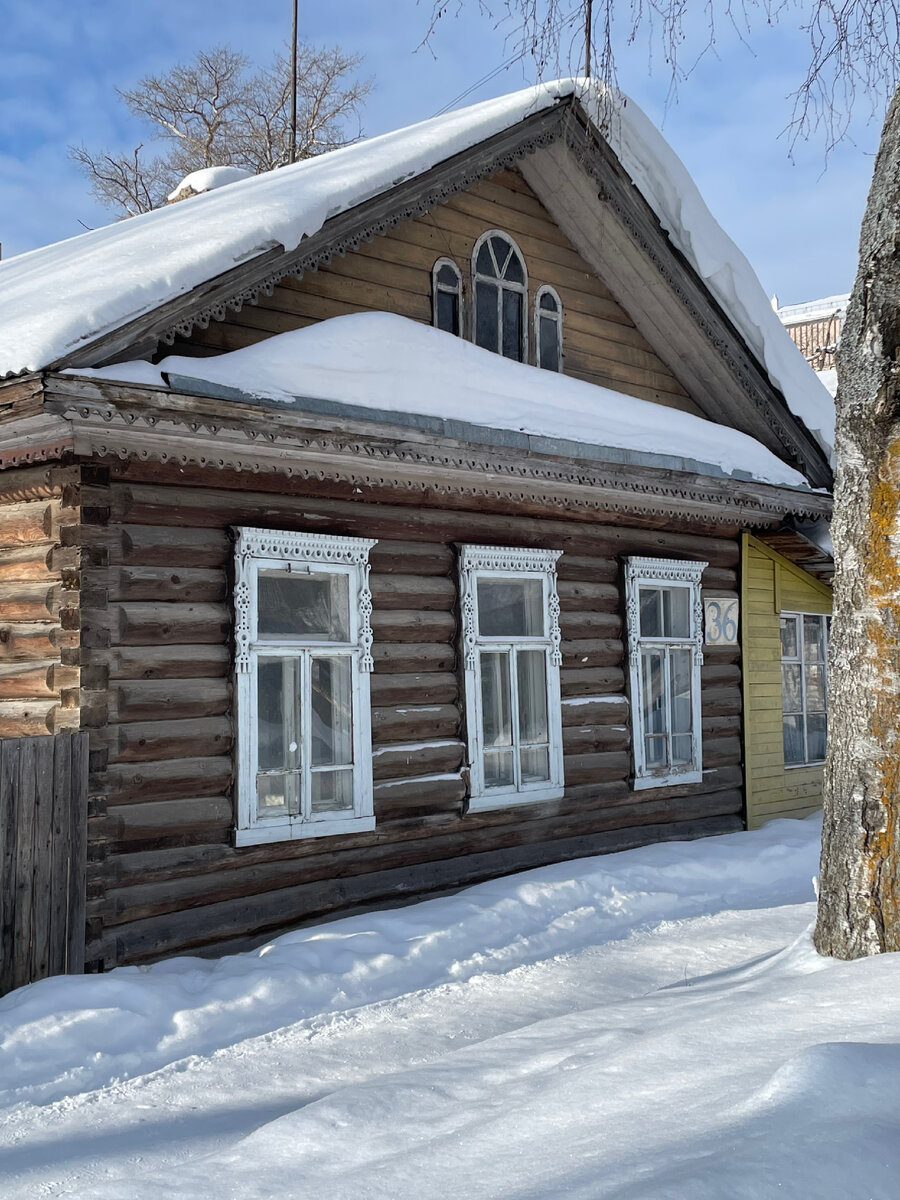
471, 230, 529, 362
459, 544, 564, 811
625, 556, 706, 790
233, 526, 377, 846
535, 284, 563, 372
432, 257, 464, 336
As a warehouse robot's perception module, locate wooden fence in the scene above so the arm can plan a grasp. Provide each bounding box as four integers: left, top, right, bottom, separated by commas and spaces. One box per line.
0, 732, 88, 996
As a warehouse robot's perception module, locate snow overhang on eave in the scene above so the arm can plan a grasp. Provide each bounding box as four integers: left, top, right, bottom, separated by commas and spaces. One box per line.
31, 373, 834, 530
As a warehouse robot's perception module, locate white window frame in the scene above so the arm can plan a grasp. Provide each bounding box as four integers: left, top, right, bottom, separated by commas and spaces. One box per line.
471, 230, 529, 362
459, 544, 564, 811
625, 557, 706, 790
534, 284, 563, 371
432, 257, 463, 336
780, 610, 830, 767
233, 526, 377, 846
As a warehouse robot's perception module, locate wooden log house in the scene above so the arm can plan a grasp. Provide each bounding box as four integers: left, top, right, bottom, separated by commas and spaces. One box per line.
0, 81, 834, 977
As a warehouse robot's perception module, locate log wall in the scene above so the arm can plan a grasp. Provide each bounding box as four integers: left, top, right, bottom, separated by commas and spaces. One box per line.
168, 168, 698, 414
72, 469, 744, 968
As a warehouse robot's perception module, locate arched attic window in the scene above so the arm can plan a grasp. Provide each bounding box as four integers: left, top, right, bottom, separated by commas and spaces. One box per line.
432, 258, 463, 336
472, 231, 527, 362
535, 285, 563, 372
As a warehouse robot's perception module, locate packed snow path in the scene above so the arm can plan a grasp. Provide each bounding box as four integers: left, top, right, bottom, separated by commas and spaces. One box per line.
2, 818, 900, 1199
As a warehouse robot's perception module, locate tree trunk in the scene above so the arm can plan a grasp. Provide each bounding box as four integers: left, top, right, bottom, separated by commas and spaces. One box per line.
814, 84, 900, 958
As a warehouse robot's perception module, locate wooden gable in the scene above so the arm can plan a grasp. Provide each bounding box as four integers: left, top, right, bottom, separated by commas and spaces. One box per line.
168, 168, 700, 416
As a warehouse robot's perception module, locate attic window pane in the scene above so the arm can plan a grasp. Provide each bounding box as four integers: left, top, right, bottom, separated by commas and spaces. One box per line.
489, 236, 509, 270
503, 251, 525, 284
540, 291, 558, 312
475, 281, 499, 351
437, 263, 459, 287
539, 315, 559, 372
476, 241, 496, 276
502, 290, 523, 359
437, 289, 460, 335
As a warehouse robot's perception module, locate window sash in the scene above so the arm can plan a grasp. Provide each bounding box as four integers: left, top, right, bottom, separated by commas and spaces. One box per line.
472, 231, 528, 363
477, 644, 553, 793
781, 612, 829, 765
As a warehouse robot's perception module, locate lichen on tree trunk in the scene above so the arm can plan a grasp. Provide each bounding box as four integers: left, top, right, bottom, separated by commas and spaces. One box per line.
814, 85, 900, 958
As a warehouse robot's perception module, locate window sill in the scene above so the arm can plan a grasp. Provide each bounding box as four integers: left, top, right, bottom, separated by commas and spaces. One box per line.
235, 815, 376, 847
467, 785, 564, 813
632, 769, 703, 792
784, 760, 825, 770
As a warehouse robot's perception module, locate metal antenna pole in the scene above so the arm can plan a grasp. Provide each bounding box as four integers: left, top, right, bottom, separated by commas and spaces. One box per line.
289, 0, 298, 163
584, 0, 592, 78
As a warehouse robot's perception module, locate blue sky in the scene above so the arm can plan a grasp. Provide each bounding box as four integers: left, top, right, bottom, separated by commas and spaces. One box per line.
0, 0, 880, 305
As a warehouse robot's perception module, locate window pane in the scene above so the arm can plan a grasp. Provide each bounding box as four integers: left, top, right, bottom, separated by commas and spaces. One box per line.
804, 615, 825, 663
641, 649, 666, 736
436, 289, 459, 335
517, 650, 548, 745
639, 588, 663, 637
783, 714, 805, 764
257, 773, 300, 818
258, 571, 350, 642
310, 768, 354, 813
480, 651, 512, 748
644, 736, 666, 767
780, 616, 799, 659
806, 664, 827, 712
539, 315, 559, 372
807, 713, 827, 761
475, 280, 499, 351
782, 663, 803, 713
520, 745, 550, 783
503, 249, 525, 284
662, 588, 690, 638
477, 578, 544, 637
437, 263, 459, 287
484, 749, 515, 789
311, 656, 353, 768
672, 734, 693, 766
489, 236, 509, 272
257, 657, 300, 771
669, 648, 693, 735
539, 290, 558, 312
502, 289, 523, 360
476, 241, 495, 277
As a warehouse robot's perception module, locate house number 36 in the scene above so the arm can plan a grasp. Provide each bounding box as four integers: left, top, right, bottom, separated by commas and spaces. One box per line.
704, 598, 739, 645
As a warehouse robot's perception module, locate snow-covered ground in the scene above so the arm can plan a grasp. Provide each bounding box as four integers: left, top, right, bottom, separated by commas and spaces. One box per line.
2, 815, 899, 1199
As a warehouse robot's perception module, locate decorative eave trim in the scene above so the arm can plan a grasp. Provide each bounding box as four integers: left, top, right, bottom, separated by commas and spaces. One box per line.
34, 390, 834, 527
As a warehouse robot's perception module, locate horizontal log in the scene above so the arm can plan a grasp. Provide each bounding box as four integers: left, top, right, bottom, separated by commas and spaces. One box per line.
109, 678, 231, 723
97, 796, 233, 846
561, 694, 629, 725
0, 699, 57, 737
560, 666, 625, 697
107, 716, 233, 763
369, 672, 458, 706
108, 482, 741, 565
113, 525, 231, 568
109, 566, 227, 604
0, 660, 76, 700
97, 756, 234, 805
562, 723, 630, 755
368, 540, 454, 576
371, 703, 460, 743
702, 735, 742, 768
372, 739, 465, 782
562, 750, 631, 786
97, 813, 742, 962
558, 611, 621, 640
0, 582, 66, 623
699, 686, 742, 717
701, 567, 737, 591
371, 642, 456, 674
369, 574, 456, 611
561, 638, 622, 669
0, 623, 67, 662
701, 663, 742, 688
701, 714, 742, 738
100, 644, 232, 681
0, 543, 64, 582
88, 603, 232, 647
373, 773, 467, 816
555, 555, 619, 583
557, 580, 619, 612
0, 501, 56, 548
370, 609, 456, 644
562, 764, 743, 806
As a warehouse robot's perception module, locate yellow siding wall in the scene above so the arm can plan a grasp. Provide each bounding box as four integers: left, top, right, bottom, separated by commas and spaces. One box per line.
742, 534, 832, 829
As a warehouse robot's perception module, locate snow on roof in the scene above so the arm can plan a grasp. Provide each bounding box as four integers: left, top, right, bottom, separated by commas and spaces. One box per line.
0, 78, 833, 462
167, 165, 253, 202
777, 294, 849, 326
73, 312, 810, 489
